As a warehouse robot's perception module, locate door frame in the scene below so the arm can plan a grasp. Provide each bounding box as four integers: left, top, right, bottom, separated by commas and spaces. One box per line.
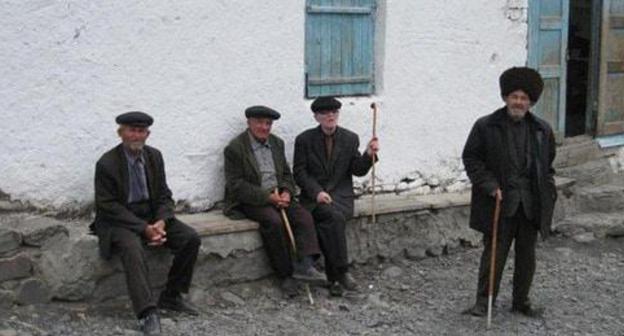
585, 0, 603, 135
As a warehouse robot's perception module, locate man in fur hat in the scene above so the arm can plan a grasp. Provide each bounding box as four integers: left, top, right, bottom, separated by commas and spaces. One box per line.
461, 67, 557, 318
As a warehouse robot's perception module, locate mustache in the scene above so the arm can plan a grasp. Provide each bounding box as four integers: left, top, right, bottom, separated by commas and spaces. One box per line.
125, 141, 145, 151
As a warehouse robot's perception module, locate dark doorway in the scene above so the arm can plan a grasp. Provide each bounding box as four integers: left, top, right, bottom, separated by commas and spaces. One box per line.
565, 1, 593, 137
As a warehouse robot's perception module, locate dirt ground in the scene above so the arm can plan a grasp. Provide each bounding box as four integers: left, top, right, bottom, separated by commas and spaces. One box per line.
1, 235, 623, 336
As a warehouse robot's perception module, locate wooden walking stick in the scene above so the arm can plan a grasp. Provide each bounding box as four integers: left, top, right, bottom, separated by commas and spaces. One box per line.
487, 192, 502, 329
274, 190, 314, 305
370, 103, 378, 225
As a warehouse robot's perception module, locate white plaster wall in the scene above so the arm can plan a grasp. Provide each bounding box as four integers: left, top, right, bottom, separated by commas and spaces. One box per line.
376, 0, 529, 179
0, 0, 528, 211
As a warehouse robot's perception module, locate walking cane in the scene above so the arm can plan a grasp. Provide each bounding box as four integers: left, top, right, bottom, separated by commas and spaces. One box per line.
274, 190, 314, 305
487, 192, 502, 329
370, 103, 378, 225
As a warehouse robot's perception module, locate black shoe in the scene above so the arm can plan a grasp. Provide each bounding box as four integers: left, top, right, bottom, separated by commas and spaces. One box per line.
158, 291, 199, 316
281, 277, 299, 298
329, 281, 344, 297
511, 304, 544, 318
461, 303, 487, 317
337, 272, 358, 291
139, 311, 161, 335
292, 266, 327, 284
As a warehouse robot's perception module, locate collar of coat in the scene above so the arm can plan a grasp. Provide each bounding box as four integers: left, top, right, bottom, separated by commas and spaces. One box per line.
486, 106, 548, 132
316, 124, 344, 137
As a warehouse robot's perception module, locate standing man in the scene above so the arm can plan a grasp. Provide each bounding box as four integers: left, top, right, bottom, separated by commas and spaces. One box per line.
91, 112, 201, 335
462, 67, 557, 318
293, 97, 379, 296
223, 105, 326, 297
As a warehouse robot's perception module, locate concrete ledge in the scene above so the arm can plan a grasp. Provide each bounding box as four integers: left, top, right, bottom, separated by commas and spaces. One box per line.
178, 191, 473, 238
178, 212, 258, 236
180, 175, 575, 239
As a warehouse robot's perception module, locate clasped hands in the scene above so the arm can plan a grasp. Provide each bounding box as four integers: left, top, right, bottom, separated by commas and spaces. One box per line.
270, 190, 291, 209
144, 219, 167, 246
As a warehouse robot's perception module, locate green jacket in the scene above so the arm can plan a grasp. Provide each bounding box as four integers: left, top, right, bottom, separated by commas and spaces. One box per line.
223, 130, 296, 219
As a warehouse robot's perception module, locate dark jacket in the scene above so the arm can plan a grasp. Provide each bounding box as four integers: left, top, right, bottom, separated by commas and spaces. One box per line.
293, 125, 375, 218
91, 144, 175, 259
462, 107, 557, 238
223, 131, 296, 219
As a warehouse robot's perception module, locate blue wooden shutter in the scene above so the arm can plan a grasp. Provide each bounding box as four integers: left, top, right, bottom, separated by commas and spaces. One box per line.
305, 0, 375, 98
596, 0, 624, 135
528, 0, 570, 136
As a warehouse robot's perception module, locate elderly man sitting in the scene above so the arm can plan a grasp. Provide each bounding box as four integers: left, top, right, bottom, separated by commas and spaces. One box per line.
223, 106, 326, 297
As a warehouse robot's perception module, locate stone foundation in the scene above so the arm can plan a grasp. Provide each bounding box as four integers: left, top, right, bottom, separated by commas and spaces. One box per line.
0, 178, 575, 307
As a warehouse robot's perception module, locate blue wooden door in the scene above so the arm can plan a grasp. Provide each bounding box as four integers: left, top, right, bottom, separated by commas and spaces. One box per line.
596, 0, 624, 135
305, 0, 376, 97
528, 0, 570, 136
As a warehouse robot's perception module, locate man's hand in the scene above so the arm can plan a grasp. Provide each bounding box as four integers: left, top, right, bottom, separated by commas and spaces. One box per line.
270, 190, 290, 209
279, 191, 291, 208
145, 220, 167, 246
491, 188, 503, 201
366, 137, 380, 157
316, 191, 333, 204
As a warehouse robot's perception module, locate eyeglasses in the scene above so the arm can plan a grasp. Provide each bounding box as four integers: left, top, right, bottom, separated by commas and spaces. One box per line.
316, 110, 339, 115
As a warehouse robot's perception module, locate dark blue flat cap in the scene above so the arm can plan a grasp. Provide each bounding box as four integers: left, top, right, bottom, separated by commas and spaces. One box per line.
245, 105, 281, 120
115, 111, 154, 127
311, 96, 341, 113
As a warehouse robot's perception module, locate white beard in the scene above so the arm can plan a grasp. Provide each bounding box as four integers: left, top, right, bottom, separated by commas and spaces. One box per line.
126, 141, 145, 153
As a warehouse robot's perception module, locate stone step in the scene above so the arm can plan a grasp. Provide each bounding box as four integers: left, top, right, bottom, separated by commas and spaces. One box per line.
553, 212, 624, 240
574, 184, 624, 214
554, 135, 605, 169
555, 157, 617, 187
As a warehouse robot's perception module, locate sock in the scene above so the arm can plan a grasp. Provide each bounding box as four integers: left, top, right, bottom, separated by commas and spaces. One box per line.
138, 306, 157, 319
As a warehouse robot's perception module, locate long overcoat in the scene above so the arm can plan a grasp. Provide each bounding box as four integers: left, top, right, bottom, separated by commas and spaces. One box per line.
462, 107, 557, 238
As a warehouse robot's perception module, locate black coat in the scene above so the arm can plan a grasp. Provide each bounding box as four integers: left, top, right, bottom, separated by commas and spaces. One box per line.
462, 107, 557, 238
91, 144, 175, 259
293, 126, 375, 218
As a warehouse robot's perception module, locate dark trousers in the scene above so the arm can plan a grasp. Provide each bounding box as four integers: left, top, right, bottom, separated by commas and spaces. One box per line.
311, 204, 349, 281
241, 203, 321, 278
110, 217, 201, 317
475, 209, 538, 307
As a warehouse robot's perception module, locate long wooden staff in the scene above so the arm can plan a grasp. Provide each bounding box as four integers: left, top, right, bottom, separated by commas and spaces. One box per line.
487, 193, 502, 329
370, 103, 378, 225
274, 190, 314, 305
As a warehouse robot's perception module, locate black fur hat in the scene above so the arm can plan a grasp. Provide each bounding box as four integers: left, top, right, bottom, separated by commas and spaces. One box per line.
499, 67, 544, 103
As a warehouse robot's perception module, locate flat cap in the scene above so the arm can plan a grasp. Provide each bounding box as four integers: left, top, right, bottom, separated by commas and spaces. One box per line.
499, 67, 544, 103
245, 105, 281, 120
311, 96, 342, 113
115, 111, 153, 127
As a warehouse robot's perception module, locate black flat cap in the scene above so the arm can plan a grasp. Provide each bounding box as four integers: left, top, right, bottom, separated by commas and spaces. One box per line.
115, 111, 153, 127
311, 96, 342, 113
245, 105, 281, 120
500, 67, 544, 103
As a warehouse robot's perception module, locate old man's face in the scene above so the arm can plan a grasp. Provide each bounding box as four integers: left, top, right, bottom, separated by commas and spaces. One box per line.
314, 109, 340, 133
247, 117, 273, 142
118, 125, 150, 153
504, 90, 532, 121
